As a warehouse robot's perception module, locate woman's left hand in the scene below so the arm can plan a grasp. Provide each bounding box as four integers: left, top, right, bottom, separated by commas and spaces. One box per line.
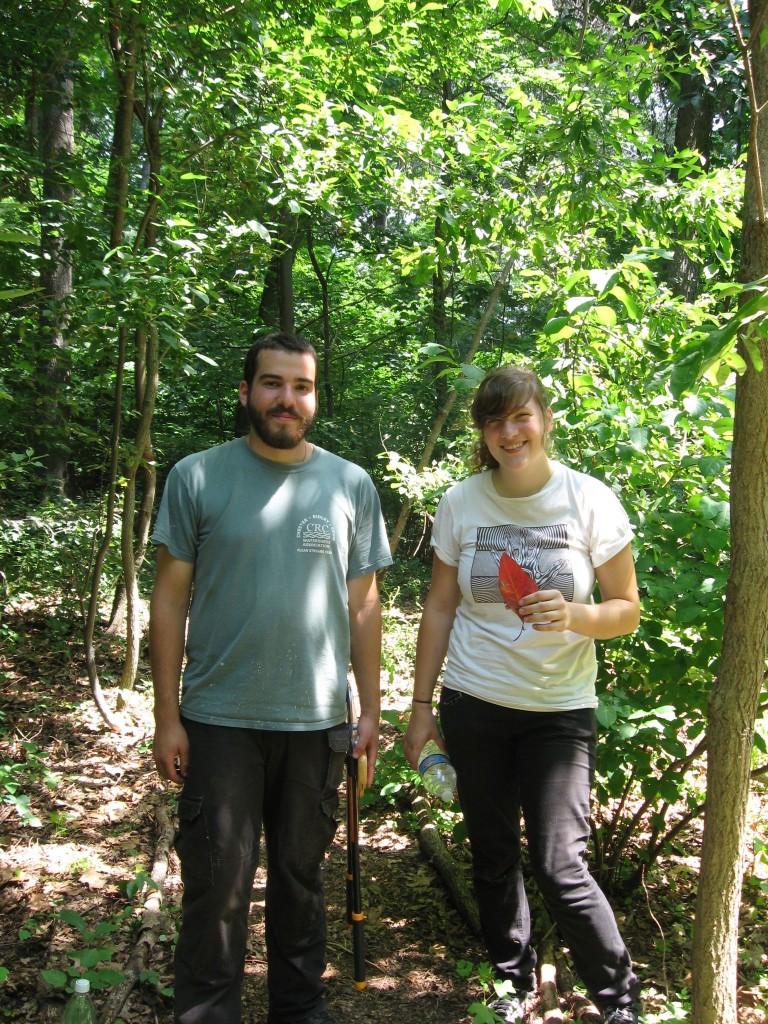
518, 589, 571, 631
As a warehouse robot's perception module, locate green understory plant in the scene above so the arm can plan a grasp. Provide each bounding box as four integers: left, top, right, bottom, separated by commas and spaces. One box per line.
40, 908, 126, 992
0, 738, 61, 828
458, 959, 518, 1024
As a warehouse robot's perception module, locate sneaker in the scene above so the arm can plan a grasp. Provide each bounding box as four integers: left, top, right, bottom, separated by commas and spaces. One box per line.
487, 990, 532, 1023
603, 1004, 642, 1024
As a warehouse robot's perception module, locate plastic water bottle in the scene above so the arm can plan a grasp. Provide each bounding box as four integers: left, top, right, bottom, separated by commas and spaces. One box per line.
418, 739, 457, 803
63, 978, 97, 1024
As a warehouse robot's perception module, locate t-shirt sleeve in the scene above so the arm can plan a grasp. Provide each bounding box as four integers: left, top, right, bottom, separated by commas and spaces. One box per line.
431, 487, 461, 567
589, 483, 634, 568
346, 475, 393, 579
151, 464, 198, 563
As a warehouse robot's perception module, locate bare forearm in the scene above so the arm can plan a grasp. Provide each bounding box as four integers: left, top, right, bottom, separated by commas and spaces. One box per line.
149, 603, 187, 724
564, 597, 640, 639
349, 599, 382, 719
413, 600, 455, 702
402, 599, 457, 768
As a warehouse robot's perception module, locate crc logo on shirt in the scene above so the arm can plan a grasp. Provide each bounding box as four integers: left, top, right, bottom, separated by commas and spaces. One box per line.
296, 515, 336, 555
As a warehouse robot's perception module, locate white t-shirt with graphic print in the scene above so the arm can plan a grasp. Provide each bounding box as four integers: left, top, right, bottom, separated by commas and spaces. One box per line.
431, 462, 634, 712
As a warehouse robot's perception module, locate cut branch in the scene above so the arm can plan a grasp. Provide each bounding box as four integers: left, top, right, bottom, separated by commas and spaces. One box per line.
97, 795, 177, 1024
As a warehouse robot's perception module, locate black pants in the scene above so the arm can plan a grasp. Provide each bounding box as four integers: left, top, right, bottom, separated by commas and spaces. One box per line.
440, 689, 639, 1011
173, 718, 348, 1024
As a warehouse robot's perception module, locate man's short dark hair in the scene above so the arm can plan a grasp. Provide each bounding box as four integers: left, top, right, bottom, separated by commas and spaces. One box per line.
243, 332, 318, 387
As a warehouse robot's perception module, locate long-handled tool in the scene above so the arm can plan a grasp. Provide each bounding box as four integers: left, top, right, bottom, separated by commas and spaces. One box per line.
346, 686, 367, 990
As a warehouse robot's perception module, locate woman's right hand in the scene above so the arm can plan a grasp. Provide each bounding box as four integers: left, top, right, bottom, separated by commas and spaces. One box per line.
403, 704, 444, 770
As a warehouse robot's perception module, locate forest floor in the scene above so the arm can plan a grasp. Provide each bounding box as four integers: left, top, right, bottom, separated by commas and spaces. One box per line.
0, 606, 767, 1024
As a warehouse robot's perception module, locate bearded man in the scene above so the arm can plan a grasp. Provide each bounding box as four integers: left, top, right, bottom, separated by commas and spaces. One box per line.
150, 331, 392, 1024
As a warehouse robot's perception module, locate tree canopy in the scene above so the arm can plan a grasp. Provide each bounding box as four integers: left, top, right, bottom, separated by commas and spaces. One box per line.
1, 1, 767, 1022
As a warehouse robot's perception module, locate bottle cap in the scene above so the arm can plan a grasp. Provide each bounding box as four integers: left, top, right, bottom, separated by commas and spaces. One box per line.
74, 979, 90, 994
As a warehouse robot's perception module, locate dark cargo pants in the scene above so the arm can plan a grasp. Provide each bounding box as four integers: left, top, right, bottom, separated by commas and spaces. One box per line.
173, 717, 348, 1024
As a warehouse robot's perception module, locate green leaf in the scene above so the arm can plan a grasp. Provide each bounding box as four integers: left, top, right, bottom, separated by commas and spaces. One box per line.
59, 909, 88, 933
0, 287, 41, 300
589, 268, 620, 294
628, 426, 649, 450
0, 229, 38, 244
596, 704, 618, 727
92, 968, 125, 986
41, 969, 69, 989
594, 305, 617, 327
565, 295, 595, 315
543, 316, 571, 336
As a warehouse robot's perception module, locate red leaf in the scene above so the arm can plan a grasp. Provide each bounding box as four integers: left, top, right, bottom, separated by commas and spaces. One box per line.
498, 552, 538, 614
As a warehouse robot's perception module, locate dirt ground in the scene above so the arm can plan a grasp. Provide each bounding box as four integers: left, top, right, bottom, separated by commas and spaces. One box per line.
1, 610, 766, 1023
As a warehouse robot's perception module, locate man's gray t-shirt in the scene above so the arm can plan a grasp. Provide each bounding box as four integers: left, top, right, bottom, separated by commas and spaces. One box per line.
152, 437, 392, 730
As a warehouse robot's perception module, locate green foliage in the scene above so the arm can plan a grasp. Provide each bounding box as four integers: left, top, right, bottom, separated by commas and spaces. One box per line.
40, 908, 126, 992
0, 450, 43, 494
365, 709, 417, 807
641, 991, 691, 1023
458, 959, 518, 1024
117, 869, 159, 902
0, 501, 122, 615
0, 737, 61, 828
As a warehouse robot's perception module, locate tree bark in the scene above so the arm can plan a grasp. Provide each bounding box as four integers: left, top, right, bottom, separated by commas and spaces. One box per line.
258, 206, 300, 333
37, 60, 74, 497
117, 88, 162, 692
669, 72, 714, 303
307, 221, 335, 417
83, 6, 144, 714
691, 3, 768, 1020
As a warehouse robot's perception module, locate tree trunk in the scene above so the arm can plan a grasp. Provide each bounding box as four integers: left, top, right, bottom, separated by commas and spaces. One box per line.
669, 72, 714, 302
83, 5, 140, 722
307, 221, 335, 417
119, 324, 158, 693
37, 62, 74, 497
258, 207, 299, 333
118, 92, 162, 692
691, 3, 768, 1020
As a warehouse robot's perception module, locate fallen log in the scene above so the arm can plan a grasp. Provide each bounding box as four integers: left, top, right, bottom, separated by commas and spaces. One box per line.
98, 793, 177, 1024
405, 785, 482, 937
539, 929, 564, 1022
402, 784, 568, 1021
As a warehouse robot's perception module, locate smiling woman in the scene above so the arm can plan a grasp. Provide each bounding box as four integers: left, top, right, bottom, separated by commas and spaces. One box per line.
471, 366, 554, 498
403, 363, 643, 1024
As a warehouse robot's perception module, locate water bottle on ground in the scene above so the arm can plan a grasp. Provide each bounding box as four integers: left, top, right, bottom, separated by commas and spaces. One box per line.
63, 978, 97, 1024
418, 739, 457, 803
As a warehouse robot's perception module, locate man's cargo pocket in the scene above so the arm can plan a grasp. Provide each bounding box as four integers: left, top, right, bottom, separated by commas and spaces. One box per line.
321, 723, 349, 818
174, 795, 213, 885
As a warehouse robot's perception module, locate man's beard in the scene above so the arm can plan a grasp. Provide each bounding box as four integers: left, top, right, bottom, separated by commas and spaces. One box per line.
247, 400, 315, 450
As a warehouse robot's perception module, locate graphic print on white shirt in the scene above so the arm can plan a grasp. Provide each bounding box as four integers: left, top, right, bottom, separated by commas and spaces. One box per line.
470, 523, 575, 605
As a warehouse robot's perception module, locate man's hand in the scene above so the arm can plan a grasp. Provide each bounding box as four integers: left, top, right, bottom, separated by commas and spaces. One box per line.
353, 711, 379, 789
153, 719, 190, 785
